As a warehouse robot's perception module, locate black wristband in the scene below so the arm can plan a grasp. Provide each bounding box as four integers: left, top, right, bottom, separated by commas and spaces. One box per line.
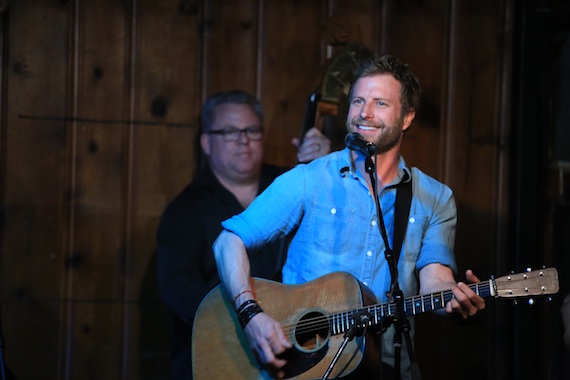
238, 302, 263, 329
236, 299, 258, 314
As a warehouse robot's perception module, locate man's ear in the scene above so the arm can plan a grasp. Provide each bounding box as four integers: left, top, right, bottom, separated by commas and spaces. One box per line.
200, 133, 211, 156
402, 110, 416, 132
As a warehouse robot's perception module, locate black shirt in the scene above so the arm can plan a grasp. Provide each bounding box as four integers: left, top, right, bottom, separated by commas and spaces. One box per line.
156, 163, 288, 379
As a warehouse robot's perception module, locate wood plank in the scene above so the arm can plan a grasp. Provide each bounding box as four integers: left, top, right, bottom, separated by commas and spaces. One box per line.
204, 0, 259, 94
133, 0, 200, 214
414, 2, 514, 380
1, 1, 69, 379
64, 0, 130, 378
126, 0, 203, 378
66, 302, 124, 380
132, 251, 171, 380
261, 0, 324, 167
382, 0, 448, 181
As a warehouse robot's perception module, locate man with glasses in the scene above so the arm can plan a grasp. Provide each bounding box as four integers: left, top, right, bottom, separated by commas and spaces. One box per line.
156, 90, 330, 380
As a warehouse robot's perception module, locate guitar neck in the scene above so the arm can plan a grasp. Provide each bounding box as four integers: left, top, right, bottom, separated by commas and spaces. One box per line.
328, 280, 493, 336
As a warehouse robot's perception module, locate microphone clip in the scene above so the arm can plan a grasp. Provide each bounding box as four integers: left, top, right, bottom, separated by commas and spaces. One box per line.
345, 310, 372, 340
344, 132, 377, 158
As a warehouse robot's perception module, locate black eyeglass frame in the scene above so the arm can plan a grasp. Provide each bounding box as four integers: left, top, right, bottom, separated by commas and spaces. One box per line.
207, 126, 265, 141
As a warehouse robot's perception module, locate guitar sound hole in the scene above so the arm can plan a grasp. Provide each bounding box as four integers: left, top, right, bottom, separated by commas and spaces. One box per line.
292, 309, 330, 353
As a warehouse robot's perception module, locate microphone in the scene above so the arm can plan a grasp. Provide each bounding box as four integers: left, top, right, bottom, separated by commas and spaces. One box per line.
345, 132, 377, 156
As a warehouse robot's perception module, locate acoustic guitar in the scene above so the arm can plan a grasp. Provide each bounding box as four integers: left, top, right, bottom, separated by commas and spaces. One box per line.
192, 268, 559, 379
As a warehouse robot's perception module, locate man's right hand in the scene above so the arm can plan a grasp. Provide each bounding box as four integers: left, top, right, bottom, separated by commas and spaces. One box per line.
292, 127, 331, 163
244, 312, 292, 379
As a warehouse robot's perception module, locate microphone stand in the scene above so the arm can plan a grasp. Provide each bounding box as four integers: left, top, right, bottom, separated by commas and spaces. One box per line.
364, 153, 421, 380
321, 311, 371, 380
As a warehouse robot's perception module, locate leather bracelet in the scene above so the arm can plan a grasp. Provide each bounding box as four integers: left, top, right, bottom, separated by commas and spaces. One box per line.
238, 302, 263, 329
236, 299, 258, 314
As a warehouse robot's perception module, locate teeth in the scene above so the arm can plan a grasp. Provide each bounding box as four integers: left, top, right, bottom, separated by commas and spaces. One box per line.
358, 125, 376, 131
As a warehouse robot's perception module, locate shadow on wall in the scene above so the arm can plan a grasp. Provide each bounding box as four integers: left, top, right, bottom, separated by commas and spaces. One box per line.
139, 251, 170, 380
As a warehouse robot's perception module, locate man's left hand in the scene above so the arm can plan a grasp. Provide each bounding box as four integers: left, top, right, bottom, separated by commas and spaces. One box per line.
446, 269, 486, 318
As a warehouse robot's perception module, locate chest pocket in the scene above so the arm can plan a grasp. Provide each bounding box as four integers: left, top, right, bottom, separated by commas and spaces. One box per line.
310, 202, 354, 255
401, 214, 429, 262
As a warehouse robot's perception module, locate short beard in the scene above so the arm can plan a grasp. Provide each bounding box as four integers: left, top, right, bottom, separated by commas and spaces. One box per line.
346, 114, 405, 154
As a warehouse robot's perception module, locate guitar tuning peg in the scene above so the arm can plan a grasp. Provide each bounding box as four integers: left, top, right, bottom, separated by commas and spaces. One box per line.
547, 296, 553, 303
526, 267, 532, 272
513, 299, 518, 306
528, 298, 535, 306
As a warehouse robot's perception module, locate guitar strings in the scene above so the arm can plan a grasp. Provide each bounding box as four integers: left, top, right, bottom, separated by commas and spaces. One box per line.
276, 282, 492, 337
256, 271, 556, 337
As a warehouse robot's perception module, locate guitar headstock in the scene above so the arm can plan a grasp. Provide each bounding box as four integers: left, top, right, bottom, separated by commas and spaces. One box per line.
493, 268, 559, 298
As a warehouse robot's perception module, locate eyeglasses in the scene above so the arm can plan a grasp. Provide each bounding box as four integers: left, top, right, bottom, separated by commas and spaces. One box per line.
208, 126, 265, 142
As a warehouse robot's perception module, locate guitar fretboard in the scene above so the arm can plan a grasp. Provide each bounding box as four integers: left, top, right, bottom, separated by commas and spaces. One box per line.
329, 281, 493, 336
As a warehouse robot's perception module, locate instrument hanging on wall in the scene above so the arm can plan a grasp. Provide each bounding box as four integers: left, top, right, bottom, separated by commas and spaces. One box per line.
302, 43, 375, 151
301, 11, 375, 153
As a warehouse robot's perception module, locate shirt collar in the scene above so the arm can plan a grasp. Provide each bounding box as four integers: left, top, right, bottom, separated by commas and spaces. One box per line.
338, 148, 411, 186
396, 157, 412, 186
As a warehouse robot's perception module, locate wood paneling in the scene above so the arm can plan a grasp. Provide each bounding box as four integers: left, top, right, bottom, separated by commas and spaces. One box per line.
204, 0, 259, 95
2, 1, 69, 379
385, 0, 448, 179
128, 3, 203, 378
261, 0, 323, 166
0, 0, 535, 379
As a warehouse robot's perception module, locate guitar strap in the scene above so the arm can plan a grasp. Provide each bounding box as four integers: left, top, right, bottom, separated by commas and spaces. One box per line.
392, 172, 412, 263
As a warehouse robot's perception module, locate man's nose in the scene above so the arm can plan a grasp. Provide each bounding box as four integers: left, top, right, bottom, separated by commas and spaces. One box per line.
236, 129, 251, 143
360, 102, 373, 119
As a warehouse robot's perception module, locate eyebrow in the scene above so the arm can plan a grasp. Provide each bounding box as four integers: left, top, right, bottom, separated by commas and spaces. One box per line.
219, 124, 262, 130
352, 96, 391, 103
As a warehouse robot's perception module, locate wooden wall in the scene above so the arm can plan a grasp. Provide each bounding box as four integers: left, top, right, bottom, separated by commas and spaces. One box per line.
0, 0, 556, 379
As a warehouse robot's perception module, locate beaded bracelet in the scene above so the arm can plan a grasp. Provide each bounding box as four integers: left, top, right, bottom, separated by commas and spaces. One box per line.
238, 301, 264, 329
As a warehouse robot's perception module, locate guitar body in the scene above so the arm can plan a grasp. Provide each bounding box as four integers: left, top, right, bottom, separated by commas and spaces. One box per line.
192, 272, 380, 379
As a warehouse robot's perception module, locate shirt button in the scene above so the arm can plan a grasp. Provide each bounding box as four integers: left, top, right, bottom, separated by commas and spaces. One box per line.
363, 281, 368, 286
371, 220, 377, 226
367, 251, 373, 257
409, 217, 415, 223
331, 208, 337, 215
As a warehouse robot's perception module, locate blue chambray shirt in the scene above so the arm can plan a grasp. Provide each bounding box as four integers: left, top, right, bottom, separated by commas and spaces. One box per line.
221, 148, 458, 378
222, 148, 457, 303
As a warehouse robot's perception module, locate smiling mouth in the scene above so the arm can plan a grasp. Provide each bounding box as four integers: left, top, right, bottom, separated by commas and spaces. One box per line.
356, 124, 378, 131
